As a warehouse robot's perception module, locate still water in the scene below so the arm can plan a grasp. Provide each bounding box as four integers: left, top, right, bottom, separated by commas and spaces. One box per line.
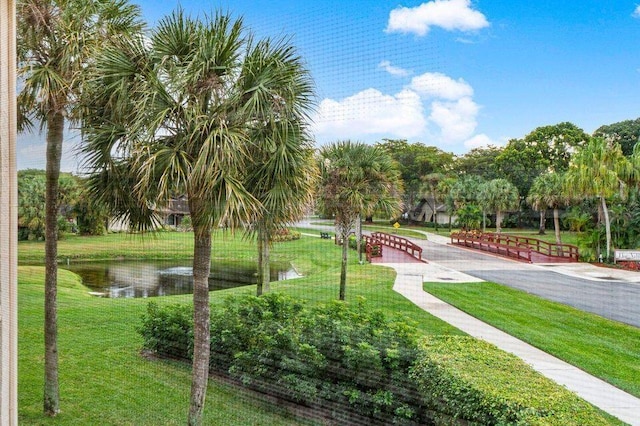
63, 260, 299, 298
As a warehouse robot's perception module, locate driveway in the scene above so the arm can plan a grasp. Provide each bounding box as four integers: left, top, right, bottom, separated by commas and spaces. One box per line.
420, 236, 640, 328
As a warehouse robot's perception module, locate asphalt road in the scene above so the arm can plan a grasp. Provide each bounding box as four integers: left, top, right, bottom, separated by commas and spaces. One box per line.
421, 239, 640, 328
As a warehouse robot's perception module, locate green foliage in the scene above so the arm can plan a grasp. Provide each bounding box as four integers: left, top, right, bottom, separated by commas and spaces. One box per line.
453, 145, 503, 181
140, 293, 426, 424
411, 336, 614, 425
455, 204, 482, 231
593, 117, 640, 156
270, 228, 301, 242
376, 138, 454, 209
139, 293, 614, 425
138, 302, 193, 360
17, 169, 79, 240
74, 178, 109, 235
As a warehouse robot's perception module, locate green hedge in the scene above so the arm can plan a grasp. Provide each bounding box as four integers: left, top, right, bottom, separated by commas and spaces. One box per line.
411, 336, 615, 425
139, 296, 617, 425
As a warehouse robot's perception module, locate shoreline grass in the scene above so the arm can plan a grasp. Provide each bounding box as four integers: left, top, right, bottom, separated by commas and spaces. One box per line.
423, 281, 640, 398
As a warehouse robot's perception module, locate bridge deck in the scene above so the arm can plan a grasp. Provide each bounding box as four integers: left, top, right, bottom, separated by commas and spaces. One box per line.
370, 246, 425, 264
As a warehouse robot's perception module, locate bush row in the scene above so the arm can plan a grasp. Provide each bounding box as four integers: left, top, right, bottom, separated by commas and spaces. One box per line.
271, 228, 302, 242
138, 294, 615, 425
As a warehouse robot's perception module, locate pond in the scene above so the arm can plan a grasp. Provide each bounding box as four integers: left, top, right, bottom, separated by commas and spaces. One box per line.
63, 260, 300, 298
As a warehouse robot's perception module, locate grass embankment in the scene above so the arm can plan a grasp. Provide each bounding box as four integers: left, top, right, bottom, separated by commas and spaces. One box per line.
18, 233, 459, 425
423, 281, 640, 398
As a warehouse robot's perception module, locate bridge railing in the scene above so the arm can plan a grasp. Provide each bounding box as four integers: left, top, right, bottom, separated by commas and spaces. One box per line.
450, 232, 579, 262
370, 232, 423, 260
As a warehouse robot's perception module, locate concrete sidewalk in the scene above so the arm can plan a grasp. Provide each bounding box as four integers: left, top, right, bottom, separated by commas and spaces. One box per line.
383, 261, 640, 426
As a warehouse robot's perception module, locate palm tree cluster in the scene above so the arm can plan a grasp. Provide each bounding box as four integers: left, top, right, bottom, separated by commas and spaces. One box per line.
317, 141, 403, 300
79, 9, 315, 425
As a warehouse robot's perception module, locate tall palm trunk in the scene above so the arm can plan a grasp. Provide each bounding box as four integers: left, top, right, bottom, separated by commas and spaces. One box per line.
356, 214, 363, 264
44, 111, 63, 416
339, 230, 348, 300
601, 196, 612, 261
553, 207, 562, 245
538, 209, 546, 235
496, 210, 502, 233
256, 226, 270, 296
188, 217, 212, 426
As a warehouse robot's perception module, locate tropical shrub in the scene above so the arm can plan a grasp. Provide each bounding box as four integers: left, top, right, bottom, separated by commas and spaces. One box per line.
139, 296, 616, 425
271, 228, 301, 242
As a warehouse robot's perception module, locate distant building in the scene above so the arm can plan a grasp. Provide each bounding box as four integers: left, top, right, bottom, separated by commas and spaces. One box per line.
108, 195, 190, 231
408, 196, 455, 225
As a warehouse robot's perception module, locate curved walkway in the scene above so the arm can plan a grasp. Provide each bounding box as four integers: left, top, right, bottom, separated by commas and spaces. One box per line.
383, 260, 640, 426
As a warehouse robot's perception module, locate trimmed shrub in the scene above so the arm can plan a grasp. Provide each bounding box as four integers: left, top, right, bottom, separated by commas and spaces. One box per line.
410, 336, 614, 425
271, 228, 301, 242
139, 299, 617, 425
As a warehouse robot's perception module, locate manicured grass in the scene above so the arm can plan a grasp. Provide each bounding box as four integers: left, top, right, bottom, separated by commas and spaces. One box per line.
308, 220, 429, 240
423, 281, 640, 398
19, 233, 461, 425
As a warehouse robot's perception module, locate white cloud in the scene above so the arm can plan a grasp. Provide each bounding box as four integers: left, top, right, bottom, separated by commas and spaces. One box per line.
410, 72, 473, 100
378, 60, 412, 77
633, 5, 640, 18
386, 0, 489, 36
428, 97, 478, 142
463, 133, 497, 149
312, 88, 426, 140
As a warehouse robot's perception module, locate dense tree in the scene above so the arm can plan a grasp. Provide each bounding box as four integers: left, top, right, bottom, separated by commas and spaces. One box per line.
376, 139, 453, 213
419, 172, 445, 230
18, 170, 79, 240
318, 141, 402, 300
523, 122, 589, 172
527, 172, 569, 244
565, 138, 632, 260
593, 117, 640, 157
17, 0, 142, 414
478, 179, 520, 233
494, 138, 548, 198
494, 123, 589, 199
81, 10, 312, 424
453, 145, 502, 180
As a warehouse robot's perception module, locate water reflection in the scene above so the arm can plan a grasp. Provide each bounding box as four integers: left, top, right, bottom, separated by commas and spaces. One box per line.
64, 260, 299, 298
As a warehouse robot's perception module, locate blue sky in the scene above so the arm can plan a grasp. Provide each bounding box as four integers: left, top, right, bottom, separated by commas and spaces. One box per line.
17, 0, 640, 171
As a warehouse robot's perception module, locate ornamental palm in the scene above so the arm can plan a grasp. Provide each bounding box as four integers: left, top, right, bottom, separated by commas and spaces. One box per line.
318, 141, 403, 300
478, 178, 519, 233
17, 0, 142, 415
528, 172, 569, 244
565, 137, 632, 260
81, 10, 313, 425
241, 38, 317, 296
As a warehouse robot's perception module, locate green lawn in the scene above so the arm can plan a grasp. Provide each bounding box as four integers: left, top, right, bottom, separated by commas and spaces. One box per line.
423, 281, 640, 398
18, 233, 460, 425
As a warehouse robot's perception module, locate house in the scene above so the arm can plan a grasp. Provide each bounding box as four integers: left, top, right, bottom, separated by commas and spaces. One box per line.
108, 196, 190, 231
408, 196, 455, 225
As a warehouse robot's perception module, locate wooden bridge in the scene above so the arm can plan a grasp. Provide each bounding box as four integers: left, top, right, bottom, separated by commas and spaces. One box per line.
365, 232, 424, 263
450, 231, 579, 263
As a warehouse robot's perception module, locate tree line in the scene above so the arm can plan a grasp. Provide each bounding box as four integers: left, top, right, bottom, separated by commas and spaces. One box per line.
375, 119, 640, 262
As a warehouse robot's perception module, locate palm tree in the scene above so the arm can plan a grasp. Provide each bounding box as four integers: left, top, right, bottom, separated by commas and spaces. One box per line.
565, 137, 632, 261
478, 178, 519, 233
16, 0, 142, 415
317, 141, 402, 300
247, 121, 317, 295
81, 10, 314, 425
528, 172, 569, 244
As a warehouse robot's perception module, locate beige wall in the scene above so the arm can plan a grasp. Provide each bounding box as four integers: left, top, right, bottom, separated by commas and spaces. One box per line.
0, 0, 18, 424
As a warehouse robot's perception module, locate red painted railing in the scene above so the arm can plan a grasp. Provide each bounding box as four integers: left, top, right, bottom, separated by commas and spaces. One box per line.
369, 232, 423, 261
450, 232, 579, 263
